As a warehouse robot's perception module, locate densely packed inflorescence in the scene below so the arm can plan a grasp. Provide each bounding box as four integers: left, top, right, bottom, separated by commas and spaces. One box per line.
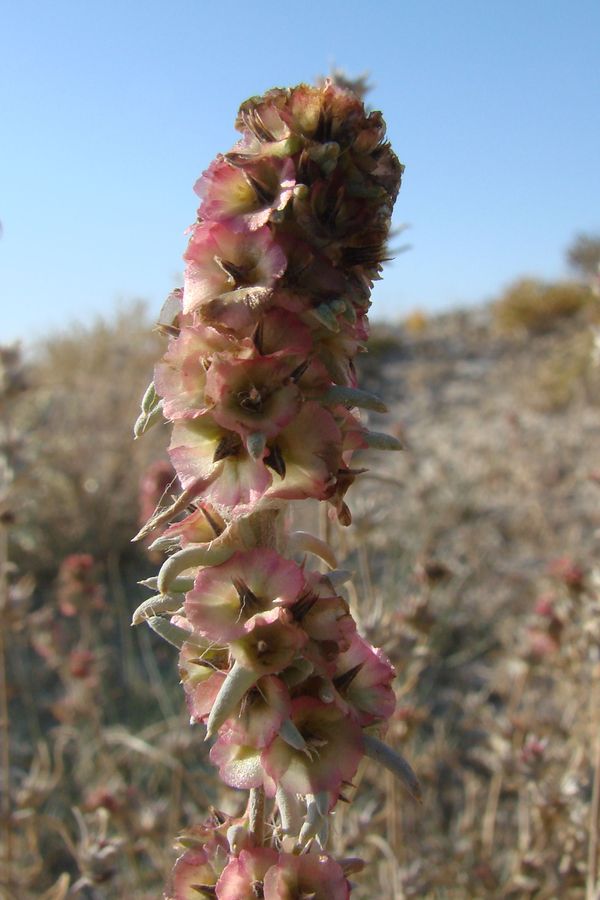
133, 80, 419, 899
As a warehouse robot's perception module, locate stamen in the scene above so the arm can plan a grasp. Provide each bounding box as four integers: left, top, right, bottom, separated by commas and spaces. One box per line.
232, 577, 262, 613
214, 256, 248, 284
333, 662, 364, 692
265, 444, 286, 478
252, 320, 264, 354
244, 171, 276, 206
291, 589, 319, 621
237, 385, 264, 412
289, 359, 310, 382
213, 433, 242, 462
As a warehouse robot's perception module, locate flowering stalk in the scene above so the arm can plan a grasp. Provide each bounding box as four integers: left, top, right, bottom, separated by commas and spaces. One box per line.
133, 80, 418, 898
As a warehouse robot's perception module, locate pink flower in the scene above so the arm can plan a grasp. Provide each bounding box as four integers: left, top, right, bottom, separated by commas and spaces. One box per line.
195, 155, 295, 230
265, 403, 342, 502
162, 504, 225, 548
185, 549, 305, 642
135, 80, 404, 880
185, 668, 291, 749
169, 403, 343, 515
155, 323, 250, 421
292, 574, 356, 672
165, 812, 246, 899
205, 354, 301, 440
209, 737, 269, 791
229, 608, 307, 675
183, 668, 226, 724
56, 554, 104, 616
332, 633, 396, 726
183, 221, 286, 316
261, 697, 363, 801
178, 641, 229, 710
220, 675, 290, 748
216, 848, 278, 900
249, 308, 313, 359
165, 848, 219, 900
278, 84, 324, 137
263, 851, 350, 900
169, 414, 272, 515
236, 89, 291, 142
548, 556, 585, 590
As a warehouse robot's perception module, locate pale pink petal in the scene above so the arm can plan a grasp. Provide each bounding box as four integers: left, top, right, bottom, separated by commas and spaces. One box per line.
162, 504, 225, 547
155, 324, 244, 421
185, 549, 305, 642
216, 848, 279, 900
230, 608, 306, 675
263, 851, 350, 900
266, 403, 342, 502
334, 634, 396, 726
169, 416, 272, 515
206, 355, 301, 439
219, 675, 290, 748
261, 697, 363, 799
183, 222, 286, 315
165, 848, 217, 900
195, 156, 295, 230
209, 738, 265, 791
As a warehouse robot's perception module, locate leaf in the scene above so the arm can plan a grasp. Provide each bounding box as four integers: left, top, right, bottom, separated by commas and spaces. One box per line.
363, 734, 422, 803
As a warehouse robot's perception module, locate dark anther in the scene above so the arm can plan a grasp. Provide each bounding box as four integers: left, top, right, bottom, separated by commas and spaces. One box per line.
246, 109, 275, 143
232, 577, 261, 612
213, 433, 242, 462
333, 662, 364, 692
208, 806, 228, 825
252, 320, 264, 355
291, 589, 319, 621
194, 886, 217, 899
199, 505, 224, 537
265, 445, 286, 479
215, 257, 248, 284
289, 359, 310, 383
245, 171, 276, 206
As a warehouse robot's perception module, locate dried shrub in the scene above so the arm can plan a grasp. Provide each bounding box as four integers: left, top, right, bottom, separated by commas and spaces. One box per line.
493, 278, 591, 334
532, 329, 600, 410
403, 309, 429, 335
9, 303, 168, 573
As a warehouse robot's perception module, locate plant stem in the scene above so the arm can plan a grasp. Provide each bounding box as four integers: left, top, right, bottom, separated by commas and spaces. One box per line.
248, 787, 266, 846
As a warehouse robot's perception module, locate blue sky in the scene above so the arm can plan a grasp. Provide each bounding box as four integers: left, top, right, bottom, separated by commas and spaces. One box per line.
2, 0, 599, 342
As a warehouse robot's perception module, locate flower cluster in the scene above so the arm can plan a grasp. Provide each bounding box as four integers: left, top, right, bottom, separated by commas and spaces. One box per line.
165, 810, 363, 899
134, 81, 417, 898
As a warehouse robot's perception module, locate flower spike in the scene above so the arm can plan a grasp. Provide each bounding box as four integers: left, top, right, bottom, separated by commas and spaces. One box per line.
133, 79, 414, 898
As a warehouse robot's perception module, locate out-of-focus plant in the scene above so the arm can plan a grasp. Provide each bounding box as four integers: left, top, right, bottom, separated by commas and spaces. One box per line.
7, 304, 166, 574
493, 278, 592, 335
133, 80, 419, 897
1, 344, 34, 897
567, 233, 600, 293
532, 328, 600, 410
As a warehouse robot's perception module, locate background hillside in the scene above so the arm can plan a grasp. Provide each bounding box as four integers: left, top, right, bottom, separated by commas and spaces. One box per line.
2, 286, 600, 898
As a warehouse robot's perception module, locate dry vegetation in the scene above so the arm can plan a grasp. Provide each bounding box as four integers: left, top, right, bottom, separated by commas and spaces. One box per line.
492, 278, 592, 335
2, 292, 600, 898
